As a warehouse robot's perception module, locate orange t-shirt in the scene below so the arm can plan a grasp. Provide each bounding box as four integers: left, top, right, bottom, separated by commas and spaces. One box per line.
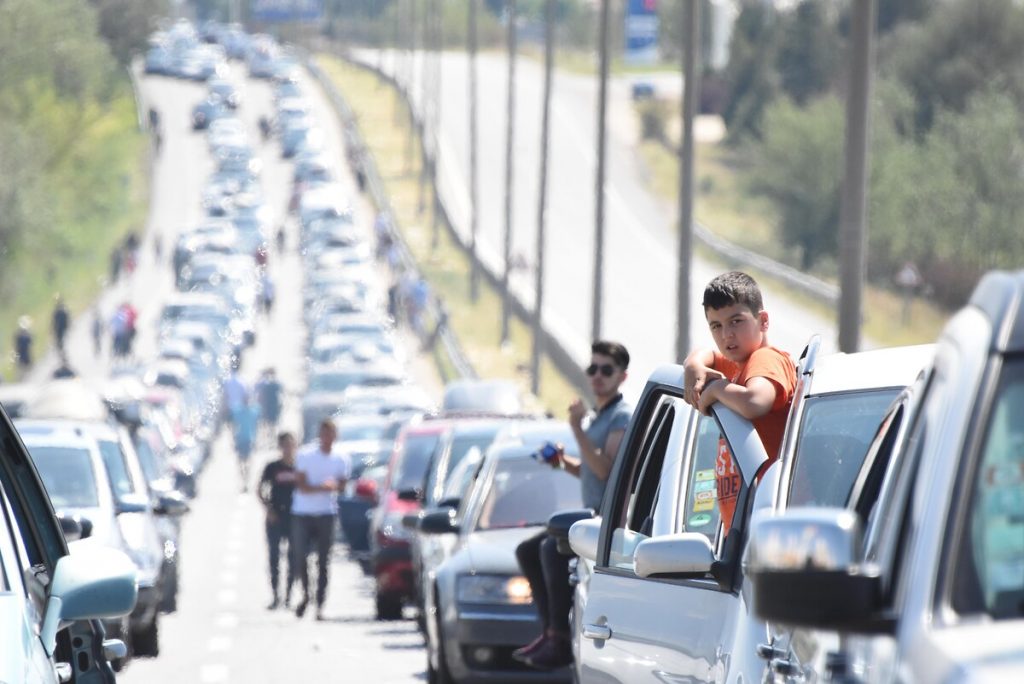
711, 346, 796, 533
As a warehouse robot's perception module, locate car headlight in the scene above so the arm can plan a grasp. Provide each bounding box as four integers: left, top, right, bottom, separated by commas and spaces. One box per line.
457, 574, 532, 605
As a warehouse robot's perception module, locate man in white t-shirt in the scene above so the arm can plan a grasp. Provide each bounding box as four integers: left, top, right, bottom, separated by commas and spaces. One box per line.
291, 418, 350, 620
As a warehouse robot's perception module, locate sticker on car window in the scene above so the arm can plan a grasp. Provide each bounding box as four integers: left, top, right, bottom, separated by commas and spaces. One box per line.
689, 513, 712, 527
694, 479, 715, 493
695, 469, 715, 482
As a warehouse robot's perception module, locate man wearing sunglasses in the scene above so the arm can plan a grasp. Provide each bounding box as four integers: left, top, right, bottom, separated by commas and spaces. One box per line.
514, 340, 633, 670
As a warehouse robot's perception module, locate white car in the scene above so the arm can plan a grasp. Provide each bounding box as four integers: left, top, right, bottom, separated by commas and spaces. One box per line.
568, 342, 932, 684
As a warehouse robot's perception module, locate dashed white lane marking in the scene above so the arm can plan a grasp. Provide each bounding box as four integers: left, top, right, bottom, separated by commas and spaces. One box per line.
207, 636, 232, 653
217, 589, 237, 605
215, 612, 239, 629
199, 664, 229, 683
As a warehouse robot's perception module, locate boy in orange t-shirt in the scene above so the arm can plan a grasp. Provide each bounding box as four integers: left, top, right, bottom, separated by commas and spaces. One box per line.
683, 271, 797, 534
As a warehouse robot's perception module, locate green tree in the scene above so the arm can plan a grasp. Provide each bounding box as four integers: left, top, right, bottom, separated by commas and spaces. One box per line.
721, 1, 780, 142
775, 0, 836, 105
89, 0, 168, 65
748, 95, 843, 270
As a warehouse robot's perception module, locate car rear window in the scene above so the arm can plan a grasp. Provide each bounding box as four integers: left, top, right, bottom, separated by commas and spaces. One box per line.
476, 459, 582, 531
392, 433, 440, 492
789, 389, 898, 507
98, 439, 136, 500
30, 446, 100, 508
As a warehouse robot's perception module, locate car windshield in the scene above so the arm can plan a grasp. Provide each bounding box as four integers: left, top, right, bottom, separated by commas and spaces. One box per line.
953, 358, 1024, 620
425, 431, 501, 506
789, 389, 899, 507
337, 423, 387, 442
310, 371, 397, 393
392, 433, 440, 492
98, 439, 137, 501
31, 446, 100, 508
133, 435, 163, 482
476, 458, 582, 531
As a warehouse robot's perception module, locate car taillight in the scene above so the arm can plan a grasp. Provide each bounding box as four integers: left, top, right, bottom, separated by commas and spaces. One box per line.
355, 479, 377, 500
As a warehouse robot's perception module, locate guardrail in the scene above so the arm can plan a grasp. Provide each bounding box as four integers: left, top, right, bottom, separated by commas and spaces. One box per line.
304, 56, 477, 383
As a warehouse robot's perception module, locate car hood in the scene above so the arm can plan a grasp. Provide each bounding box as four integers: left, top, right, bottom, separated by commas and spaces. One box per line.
302, 392, 348, 408
461, 526, 544, 575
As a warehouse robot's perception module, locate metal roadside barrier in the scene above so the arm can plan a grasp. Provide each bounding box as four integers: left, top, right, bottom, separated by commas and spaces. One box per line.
303, 55, 477, 383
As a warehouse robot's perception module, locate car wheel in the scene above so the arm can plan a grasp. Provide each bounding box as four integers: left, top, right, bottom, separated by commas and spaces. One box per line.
375, 592, 403, 621
132, 615, 160, 657
428, 611, 454, 684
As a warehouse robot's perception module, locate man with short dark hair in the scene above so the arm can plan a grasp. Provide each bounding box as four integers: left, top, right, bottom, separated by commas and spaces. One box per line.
291, 419, 350, 620
514, 340, 633, 670
259, 432, 297, 609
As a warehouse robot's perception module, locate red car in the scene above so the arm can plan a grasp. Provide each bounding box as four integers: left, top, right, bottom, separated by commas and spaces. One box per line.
369, 421, 446, 620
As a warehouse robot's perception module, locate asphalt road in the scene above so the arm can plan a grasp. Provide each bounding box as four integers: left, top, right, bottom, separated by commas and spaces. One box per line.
350, 49, 842, 404
38, 61, 434, 683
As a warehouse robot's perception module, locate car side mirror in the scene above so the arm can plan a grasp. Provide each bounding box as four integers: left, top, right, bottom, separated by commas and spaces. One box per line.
437, 496, 461, 509
115, 494, 149, 515
401, 512, 423, 530
40, 547, 138, 658
58, 513, 92, 542
419, 508, 458, 535
548, 509, 595, 555
747, 508, 886, 632
634, 533, 715, 578
154, 491, 190, 517
396, 487, 421, 502
569, 518, 601, 562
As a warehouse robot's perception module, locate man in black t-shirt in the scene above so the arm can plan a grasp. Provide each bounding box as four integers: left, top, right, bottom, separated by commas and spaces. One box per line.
258, 432, 297, 609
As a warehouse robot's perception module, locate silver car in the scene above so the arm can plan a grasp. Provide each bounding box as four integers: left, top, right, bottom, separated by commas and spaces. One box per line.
749, 271, 1024, 682
568, 343, 931, 684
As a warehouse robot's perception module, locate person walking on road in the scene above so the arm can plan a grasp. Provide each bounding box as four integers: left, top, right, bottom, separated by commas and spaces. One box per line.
233, 396, 259, 491
51, 296, 69, 352
255, 368, 283, 441
259, 432, 298, 609
91, 307, 103, 357
13, 317, 33, 380
290, 419, 350, 621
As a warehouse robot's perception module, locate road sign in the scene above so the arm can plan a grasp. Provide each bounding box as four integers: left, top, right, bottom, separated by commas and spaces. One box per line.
250, 0, 323, 22
625, 0, 659, 64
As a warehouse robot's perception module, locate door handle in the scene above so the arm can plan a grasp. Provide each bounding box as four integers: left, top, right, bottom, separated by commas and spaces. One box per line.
756, 642, 785, 660
770, 658, 799, 677
583, 623, 612, 640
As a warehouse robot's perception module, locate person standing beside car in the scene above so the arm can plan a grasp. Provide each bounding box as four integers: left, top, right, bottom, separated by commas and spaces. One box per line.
259, 432, 297, 610
514, 340, 633, 670
291, 419, 350, 621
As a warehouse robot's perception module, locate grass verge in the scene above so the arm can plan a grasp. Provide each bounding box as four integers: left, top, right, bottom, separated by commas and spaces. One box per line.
1, 87, 149, 380
317, 55, 581, 415
638, 124, 950, 347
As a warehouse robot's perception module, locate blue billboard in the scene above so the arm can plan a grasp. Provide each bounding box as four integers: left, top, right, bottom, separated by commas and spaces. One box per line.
625, 0, 659, 64
250, 0, 324, 22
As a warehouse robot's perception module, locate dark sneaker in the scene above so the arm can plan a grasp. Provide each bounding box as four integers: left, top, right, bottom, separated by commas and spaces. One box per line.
511, 634, 547, 663
524, 636, 572, 670
315, 605, 325, 621
267, 596, 280, 610
295, 597, 309, 618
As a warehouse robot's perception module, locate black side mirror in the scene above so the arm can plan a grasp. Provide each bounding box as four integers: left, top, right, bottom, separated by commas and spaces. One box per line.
437, 496, 461, 509
58, 513, 93, 542
547, 509, 595, 555
419, 508, 458, 535
396, 488, 421, 502
154, 491, 190, 517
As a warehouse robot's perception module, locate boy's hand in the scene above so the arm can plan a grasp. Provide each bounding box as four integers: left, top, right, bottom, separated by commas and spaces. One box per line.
697, 378, 727, 415
684, 362, 726, 409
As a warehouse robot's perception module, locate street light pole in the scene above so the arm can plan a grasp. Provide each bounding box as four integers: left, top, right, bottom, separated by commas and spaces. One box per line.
468, 0, 481, 301
593, 0, 611, 342
676, 0, 701, 363
531, 0, 556, 395
501, 0, 517, 344
838, 0, 877, 353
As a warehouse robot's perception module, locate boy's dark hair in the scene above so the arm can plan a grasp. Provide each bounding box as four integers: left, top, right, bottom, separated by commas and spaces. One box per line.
702, 271, 764, 314
277, 431, 295, 447
592, 340, 630, 370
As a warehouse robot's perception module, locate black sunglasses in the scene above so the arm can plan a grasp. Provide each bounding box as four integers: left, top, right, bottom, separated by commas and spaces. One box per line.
586, 363, 617, 378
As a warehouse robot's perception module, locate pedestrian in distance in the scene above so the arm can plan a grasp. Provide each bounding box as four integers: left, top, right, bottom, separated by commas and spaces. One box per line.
259, 431, 298, 609
91, 307, 103, 358
290, 419, 350, 621
233, 396, 260, 492
513, 340, 634, 670
255, 368, 283, 441
51, 295, 69, 352
682, 271, 797, 535
13, 317, 33, 380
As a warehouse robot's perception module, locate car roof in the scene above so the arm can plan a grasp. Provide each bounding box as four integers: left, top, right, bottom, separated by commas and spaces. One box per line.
16, 426, 99, 451
23, 380, 109, 421
16, 419, 121, 441
968, 270, 1024, 353
807, 344, 935, 396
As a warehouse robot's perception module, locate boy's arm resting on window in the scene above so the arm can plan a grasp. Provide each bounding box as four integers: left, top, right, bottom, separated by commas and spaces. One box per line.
684, 348, 727, 408
699, 376, 778, 420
